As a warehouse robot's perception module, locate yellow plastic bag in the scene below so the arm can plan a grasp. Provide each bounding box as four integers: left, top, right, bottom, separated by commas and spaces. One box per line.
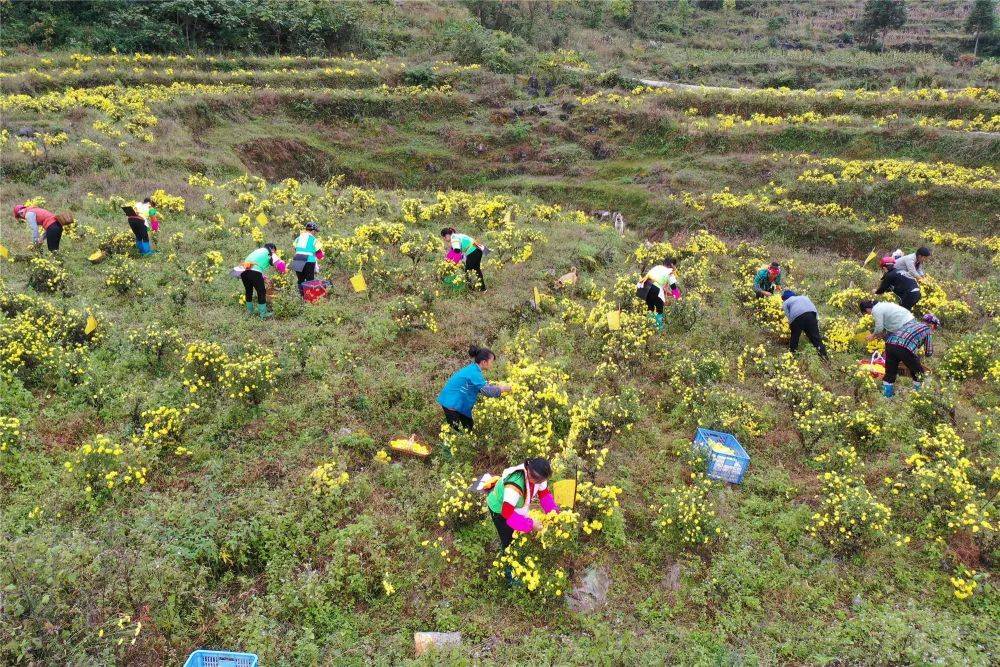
0, 243, 9, 260
551, 479, 577, 509
350, 272, 367, 293
255, 213, 269, 226
607, 310, 621, 331
84, 312, 98, 335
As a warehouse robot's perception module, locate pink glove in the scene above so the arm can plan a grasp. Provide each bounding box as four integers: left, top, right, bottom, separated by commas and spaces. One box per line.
539, 493, 558, 514
274, 259, 287, 274
446, 249, 464, 264
150, 218, 160, 232
315, 249, 325, 260
506, 512, 534, 533
671, 287, 681, 300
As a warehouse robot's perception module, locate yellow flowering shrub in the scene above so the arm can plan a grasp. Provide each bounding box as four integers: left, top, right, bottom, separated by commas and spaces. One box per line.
150, 189, 185, 212
222, 349, 278, 405
809, 471, 900, 554
27, 257, 67, 293
180, 341, 229, 394
575, 482, 622, 535
136, 404, 197, 456
308, 462, 349, 496
493, 509, 578, 597
938, 327, 998, 381
950, 565, 980, 600
0, 416, 22, 452
436, 470, 482, 527
651, 473, 722, 551
105, 257, 143, 297
64, 434, 148, 502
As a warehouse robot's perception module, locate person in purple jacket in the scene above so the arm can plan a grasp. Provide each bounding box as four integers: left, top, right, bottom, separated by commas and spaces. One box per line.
436, 345, 512, 430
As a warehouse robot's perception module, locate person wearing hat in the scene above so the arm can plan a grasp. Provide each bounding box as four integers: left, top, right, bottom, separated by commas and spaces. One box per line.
13, 204, 63, 253
486, 457, 559, 581
638, 259, 681, 331
753, 261, 784, 298
894, 247, 931, 282
858, 299, 914, 340
291, 221, 324, 294
881, 313, 939, 397
240, 243, 286, 319
874, 256, 921, 311
441, 227, 486, 291
781, 290, 828, 360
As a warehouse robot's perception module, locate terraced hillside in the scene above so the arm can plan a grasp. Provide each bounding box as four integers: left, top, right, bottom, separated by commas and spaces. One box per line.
1, 3, 999, 665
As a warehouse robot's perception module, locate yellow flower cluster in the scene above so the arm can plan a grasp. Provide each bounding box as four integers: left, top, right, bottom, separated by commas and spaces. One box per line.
64, 434, 148, 501
151, 189, 185, 212
180, 341, 229, 394
136, 405, 197, 457
308, 462, 349, 496
0, 416, 21, 452
575, 482, 622, 535
950, 565, 979, 600
105, 257, 143, 297
809, 470, 899, 554
27, 257, 68, 293
917, 114, 1000, 133
0, 290, 94, 386
790, 155, 1000, 192
651, 473, 722, 550
221, 349, 278, 405
887, 424, 993, 539
436, 470, 482, 527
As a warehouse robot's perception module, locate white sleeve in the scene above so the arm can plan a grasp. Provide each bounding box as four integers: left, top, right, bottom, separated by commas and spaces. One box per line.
502, 484, 524, 506
26, 212, 39, 242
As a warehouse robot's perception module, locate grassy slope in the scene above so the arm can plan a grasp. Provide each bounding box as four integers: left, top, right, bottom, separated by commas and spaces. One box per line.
2, 8, 1000, 666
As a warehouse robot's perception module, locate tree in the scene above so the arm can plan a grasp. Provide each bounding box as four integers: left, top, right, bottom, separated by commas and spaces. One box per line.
857, 0, 907, 51
966, 0, 996, 57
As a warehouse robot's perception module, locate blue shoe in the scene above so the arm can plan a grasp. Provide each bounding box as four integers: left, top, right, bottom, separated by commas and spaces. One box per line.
654, 313, 665, 332
882, 382, 895, 398
913, 382, 922, 392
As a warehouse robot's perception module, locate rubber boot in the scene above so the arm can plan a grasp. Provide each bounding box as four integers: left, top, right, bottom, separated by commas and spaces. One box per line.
882, 382, 895, 398
140, 241, 153, 256
913, 381, 922, 392
245, 301, 255, 315
135, 240, 143, 254
257, 302, 272, 320
654, 312, 665, 332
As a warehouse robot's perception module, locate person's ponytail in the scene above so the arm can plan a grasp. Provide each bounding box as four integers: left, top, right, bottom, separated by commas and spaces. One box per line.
469, 345, 494, 364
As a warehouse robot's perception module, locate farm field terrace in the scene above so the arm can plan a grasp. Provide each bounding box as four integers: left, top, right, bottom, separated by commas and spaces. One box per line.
1, 49, 999, 665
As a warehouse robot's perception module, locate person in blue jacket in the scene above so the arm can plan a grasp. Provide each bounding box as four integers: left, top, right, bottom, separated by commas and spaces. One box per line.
437, 345, 512, 430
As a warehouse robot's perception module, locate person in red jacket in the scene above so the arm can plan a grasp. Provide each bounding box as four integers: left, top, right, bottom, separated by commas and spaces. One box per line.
13, 204, 63, 252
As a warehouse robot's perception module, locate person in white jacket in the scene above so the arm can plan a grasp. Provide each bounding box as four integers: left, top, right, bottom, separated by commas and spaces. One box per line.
859, 300, 914, 340
894, 247, 930, 281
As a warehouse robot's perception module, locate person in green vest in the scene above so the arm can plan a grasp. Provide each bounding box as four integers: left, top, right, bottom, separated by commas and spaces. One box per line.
441, 227, 486, 291
240, 243, 287, 319
291, 221, 325, 295
486, 458, 559, 564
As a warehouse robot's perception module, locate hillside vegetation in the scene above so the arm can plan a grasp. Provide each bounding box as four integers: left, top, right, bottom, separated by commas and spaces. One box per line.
1, 1, 999, 665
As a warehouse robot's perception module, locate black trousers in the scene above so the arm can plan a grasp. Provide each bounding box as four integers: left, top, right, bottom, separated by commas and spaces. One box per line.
45, 222, 63, 252
898, 290, 921, 311
490, 509, 514, 553
127, 217, 149, 245
464, 248, 486, 291
442, 407, 473, 431
241, 270, 267, 304
884, 343, 924, 383
295, 262, 316, 286
643, 280, 664, 313
789, 311, 828, 359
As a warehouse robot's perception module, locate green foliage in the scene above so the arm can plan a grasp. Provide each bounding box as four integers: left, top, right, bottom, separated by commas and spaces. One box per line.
857, 0, 908, 47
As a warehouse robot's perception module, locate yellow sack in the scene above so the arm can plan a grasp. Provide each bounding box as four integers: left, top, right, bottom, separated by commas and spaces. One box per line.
863, 248, 878, 266
255, 213, 269, 226
0, 243, 9, 260
607, 310, 621, 331
350, 272, 367, 292
551, 479, 577, 509
84, 312, 98, 335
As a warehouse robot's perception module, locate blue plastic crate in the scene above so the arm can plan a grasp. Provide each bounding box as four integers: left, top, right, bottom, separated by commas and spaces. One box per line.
183, 650, 258, 667
692, 428, 750, 484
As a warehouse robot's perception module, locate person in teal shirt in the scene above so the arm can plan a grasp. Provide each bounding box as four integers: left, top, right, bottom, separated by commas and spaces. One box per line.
441, 227, 487, 291
437, 345, 511, 430
753, 261, 784, 298
240, 243, 286, 319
